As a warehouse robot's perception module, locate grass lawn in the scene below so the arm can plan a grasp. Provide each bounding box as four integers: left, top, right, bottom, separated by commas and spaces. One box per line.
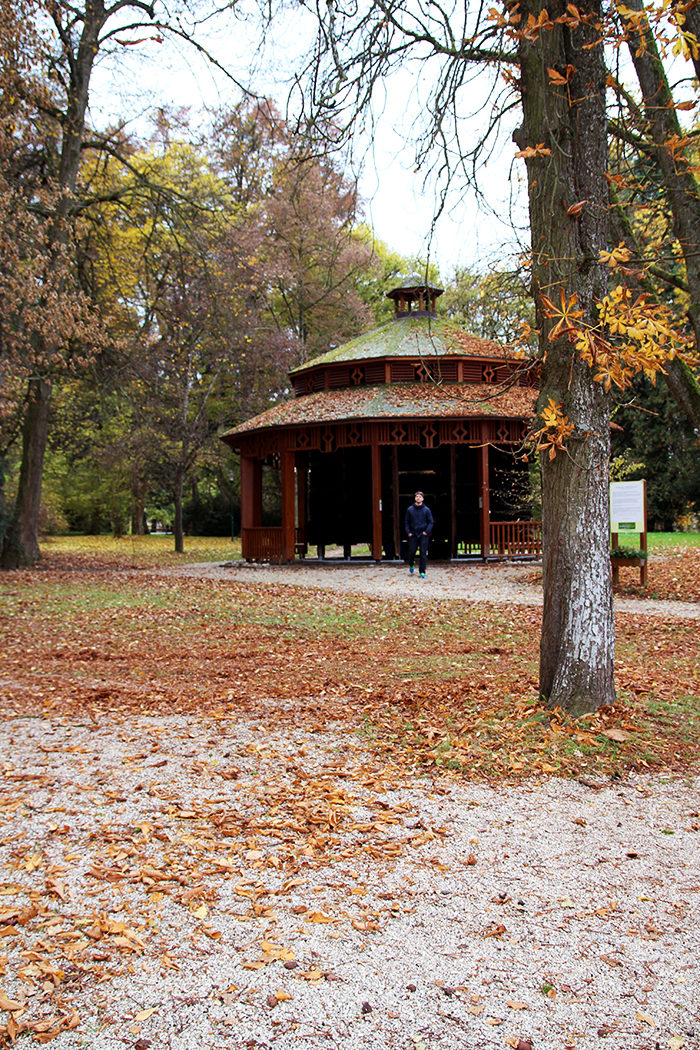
2, 535, 698, 782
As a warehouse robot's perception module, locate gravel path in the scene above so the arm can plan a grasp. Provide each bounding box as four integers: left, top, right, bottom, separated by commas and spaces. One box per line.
172, 560, 700, 620
3, 559, 698, 1050
1, 713, 699, 1050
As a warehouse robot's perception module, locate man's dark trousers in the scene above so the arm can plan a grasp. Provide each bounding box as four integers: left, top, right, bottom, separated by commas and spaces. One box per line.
407, 533, 429, 575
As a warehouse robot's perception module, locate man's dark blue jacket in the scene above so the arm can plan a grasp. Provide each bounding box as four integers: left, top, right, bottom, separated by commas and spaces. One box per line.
405, 503, 434, 536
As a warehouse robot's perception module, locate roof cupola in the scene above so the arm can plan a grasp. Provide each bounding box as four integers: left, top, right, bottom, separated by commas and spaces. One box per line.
386, 277, 444, 319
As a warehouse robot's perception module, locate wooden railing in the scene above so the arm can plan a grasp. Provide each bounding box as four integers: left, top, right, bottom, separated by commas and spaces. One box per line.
241, 527, 285, 563
490, 520, 542, 558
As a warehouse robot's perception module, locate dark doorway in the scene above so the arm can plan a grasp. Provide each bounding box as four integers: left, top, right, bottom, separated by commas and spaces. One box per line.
307, 447, 373, 553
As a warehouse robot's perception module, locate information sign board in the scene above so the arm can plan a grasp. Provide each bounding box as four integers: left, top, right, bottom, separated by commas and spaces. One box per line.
610, 480, 646, 533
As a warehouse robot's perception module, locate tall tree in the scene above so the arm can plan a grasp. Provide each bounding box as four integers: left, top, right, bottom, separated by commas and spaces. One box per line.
85, 138, 266, 552
258, 0, 689, 713
0, 0, 243, 569
608, 0, 700, 429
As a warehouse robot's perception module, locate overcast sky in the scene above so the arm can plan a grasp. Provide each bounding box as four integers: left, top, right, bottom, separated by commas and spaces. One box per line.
89, 4, 529, 277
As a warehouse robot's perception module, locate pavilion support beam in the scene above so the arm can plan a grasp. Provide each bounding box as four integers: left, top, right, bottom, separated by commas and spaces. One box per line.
371, 435, 383, 560
281, 449, 296, 562
240, 454, 262, 563
450, 444, 457, 557
478, 428, 491, 559
295, 452, 308, 557
240, 454, 262, 530
391, 445, 400, 559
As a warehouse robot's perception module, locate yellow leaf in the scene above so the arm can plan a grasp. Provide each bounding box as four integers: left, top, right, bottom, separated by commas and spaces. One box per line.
274, 990, 292, 1001
135, 1008, 158, 1021
636, 1010, 656, 1027
191, 903, 208, 919
307, 910, 333, 923
0, 990, 26, 1011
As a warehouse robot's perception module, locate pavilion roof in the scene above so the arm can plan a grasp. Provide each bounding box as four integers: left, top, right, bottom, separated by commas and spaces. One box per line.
223, 382, 537, 439
291, 315, 516, 372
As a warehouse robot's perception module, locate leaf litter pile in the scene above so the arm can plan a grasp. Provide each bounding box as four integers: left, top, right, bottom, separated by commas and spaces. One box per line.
1, 550, 699, 1050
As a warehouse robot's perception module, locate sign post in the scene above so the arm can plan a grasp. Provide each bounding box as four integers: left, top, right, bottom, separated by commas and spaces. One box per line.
610, 480, 647, 585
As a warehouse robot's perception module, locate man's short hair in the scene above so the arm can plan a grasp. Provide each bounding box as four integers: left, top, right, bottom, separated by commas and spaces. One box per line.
414, 490, 424, 498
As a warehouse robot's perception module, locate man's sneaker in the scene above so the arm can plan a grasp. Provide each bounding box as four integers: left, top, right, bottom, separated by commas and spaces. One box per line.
420, 572, 426, 578
409, 566, 415, 575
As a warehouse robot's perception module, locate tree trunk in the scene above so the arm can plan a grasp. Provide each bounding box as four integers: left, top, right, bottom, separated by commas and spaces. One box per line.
517, 0, 616, 714
663, 355, 700, 431
174, 467, 185, 554
1, 377, 52, 569
616, 0, 700, 428
3, 6, 101, 569
609, 191, 700, 431
131, 475, 148, 535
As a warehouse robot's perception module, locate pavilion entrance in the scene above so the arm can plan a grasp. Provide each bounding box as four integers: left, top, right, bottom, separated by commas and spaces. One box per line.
297, 442, 527, 562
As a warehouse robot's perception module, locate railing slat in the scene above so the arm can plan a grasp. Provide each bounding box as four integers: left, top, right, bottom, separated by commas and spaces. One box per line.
242, 527, 285, 563
489, 520, 542, 558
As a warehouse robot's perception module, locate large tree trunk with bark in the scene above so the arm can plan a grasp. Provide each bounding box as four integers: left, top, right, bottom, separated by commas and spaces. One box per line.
131, 474, 149, 535
1, 377, 51, 569
517, 0, 616, 714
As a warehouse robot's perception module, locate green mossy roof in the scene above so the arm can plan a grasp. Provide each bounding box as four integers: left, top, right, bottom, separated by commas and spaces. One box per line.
292, 316, 508, 371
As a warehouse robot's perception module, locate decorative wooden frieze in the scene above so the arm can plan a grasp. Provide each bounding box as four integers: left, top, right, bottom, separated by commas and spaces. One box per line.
418, 422, 439, 448
320, 426, 337, 453
414, 361, 434, 383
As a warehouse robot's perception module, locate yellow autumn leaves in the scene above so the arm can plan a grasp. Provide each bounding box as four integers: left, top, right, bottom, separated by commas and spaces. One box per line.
533, 250, 691, 456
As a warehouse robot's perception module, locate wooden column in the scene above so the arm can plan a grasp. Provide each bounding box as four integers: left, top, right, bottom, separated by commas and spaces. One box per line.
295, 451, 308, 557
450, 444, 457, 558
478, 427, 491, 559
240, 454, 262, 562
281, 448, 296, 563
392, 445, 400, 559
371, 434, 383, 561
240, 454, 262, 529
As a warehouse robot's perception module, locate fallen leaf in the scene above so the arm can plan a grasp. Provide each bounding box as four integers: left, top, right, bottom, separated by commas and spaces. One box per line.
0, 990, 26, 1011
134, 1008, 157, 1022
636, 1010, 656, 1027
602, 728, 632, 743
307, 910, 334, 923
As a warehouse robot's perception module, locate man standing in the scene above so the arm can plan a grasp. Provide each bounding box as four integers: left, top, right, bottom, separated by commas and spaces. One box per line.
405, 490, 434, 578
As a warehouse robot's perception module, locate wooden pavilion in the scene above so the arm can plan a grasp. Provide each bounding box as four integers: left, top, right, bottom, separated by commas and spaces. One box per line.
221, 280, 542, 563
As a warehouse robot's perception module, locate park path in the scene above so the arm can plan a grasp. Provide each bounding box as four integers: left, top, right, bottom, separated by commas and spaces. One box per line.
171, 559, 700, 619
